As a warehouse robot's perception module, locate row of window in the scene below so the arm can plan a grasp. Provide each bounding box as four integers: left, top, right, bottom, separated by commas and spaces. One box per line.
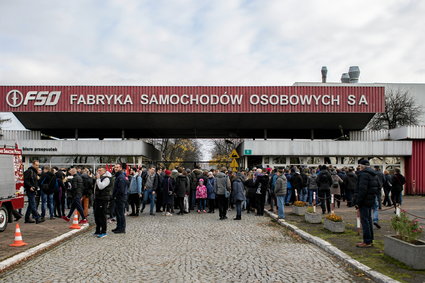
262, 156, 401, 165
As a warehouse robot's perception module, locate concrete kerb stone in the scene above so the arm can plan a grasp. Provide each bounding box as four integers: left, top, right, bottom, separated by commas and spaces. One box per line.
0, 224, 90, 274
264, 210, 400, 283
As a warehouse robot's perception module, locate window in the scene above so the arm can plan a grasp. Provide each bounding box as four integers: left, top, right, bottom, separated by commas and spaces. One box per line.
272, 156, 286, 164
290, 157, 300, 164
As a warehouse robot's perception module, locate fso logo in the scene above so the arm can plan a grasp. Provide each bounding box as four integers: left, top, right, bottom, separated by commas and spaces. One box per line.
6, 90, 61, 108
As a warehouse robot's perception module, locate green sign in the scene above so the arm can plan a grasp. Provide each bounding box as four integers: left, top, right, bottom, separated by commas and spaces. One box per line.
244, 149, 252, 155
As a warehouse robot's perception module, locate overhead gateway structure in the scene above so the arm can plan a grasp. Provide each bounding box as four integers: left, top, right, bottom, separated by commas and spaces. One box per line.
0, 85, 384, 139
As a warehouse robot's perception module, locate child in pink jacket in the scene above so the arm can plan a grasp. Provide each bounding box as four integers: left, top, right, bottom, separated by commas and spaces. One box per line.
196, 179, 208, 213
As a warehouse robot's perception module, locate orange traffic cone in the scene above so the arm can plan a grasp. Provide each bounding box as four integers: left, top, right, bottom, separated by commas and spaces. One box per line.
9, 223, 28, 247
69, 211, 81, 229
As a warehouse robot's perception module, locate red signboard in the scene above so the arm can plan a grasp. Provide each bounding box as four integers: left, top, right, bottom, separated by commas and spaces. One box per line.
0, 86, 384, 113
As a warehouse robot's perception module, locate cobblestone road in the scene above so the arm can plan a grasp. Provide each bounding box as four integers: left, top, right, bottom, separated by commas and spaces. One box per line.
0, 211, 370, 283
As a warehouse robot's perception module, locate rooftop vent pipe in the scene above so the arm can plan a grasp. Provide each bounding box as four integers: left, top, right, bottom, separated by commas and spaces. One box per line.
341, 73, 350, 83
321, 66, 328, 83
348, 66, 360, 83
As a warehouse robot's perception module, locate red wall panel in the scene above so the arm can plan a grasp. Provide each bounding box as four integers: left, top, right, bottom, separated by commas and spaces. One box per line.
405, 140, 425, 195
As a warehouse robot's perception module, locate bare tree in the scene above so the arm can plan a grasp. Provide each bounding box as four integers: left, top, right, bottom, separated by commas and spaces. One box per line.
143, 138, 201, 169
368, 88, 422, 130
209, 138, 243, 167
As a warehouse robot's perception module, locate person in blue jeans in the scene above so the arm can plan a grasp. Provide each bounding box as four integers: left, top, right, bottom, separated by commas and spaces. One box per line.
141, 166, 159, 215
285, 171, 293, 205
39, 166, 56, 220
372, 195, 381, 229
23, 160, 44, 224
274, 170, 287, 219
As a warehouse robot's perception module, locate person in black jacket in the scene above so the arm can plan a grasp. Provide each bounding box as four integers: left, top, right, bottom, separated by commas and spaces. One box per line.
391, 168, 405, 207
353, 160, 379, 248
316, 165, 332, 214
64, 168, 87, 224
39, 166, 56, 220
175, 168, 189, 215
254, 169, 269, 216
345, 167, 357, 207
23, 160, 43, 224
112, 164, 129, 234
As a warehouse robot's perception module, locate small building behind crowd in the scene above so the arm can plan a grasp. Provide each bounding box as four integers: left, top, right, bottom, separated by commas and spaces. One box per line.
237, 126, 425, 195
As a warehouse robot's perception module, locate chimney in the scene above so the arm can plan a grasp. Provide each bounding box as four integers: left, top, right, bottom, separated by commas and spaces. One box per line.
348, 66, 360, 83
341, 73, 350, 83
321, 66, 328, 83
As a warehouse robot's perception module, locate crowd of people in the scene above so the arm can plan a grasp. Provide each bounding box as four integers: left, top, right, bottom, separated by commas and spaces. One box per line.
22, 159, 406, 246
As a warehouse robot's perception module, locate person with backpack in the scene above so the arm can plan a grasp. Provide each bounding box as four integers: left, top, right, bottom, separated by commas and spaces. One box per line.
307, 169, 319, 206
206, 172, 216, 213
330, 169, 343, 209
215, 167, 231, 220
316, 165, 333, 214
94, 167, 113, 238
39, 166, 56, 220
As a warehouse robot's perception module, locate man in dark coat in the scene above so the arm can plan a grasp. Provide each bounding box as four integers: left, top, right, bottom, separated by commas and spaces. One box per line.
64, 167, 87, 223
353, 160, 379, 248
175, 168, 189, 215
24, 160, 43, 224
316, 165, 332, 214
391, 168, 405, 207
345, 167, 357, 207
112, 164, 129, 233
254, 169, 269, 216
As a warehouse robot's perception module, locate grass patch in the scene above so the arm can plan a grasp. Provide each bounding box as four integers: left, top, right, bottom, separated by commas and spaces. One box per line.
274, 213, 425, 283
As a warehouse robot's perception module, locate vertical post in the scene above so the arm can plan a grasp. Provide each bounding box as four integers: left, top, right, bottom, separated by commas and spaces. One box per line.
313, 192, 316, 213
396, 205, 401, 217
121, 129, 125, 140
75, 129, 79, 140
356, 209, 361, 235
294, 189, 298, 201
331, 194, 334, 214
264, 129, 268, 140
310, 129, 314, 140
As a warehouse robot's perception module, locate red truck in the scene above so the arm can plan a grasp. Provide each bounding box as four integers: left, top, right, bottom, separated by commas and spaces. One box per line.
0, 145, 25, 232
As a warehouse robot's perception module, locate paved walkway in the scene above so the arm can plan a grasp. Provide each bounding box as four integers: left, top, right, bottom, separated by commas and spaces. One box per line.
0, 211, 369, 282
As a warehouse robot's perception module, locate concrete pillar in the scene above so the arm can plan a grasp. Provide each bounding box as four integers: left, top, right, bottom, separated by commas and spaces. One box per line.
75, 129, 78, 140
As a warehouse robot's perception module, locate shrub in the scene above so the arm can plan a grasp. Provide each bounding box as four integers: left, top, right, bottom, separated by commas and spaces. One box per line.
306, 206, 315, 213
293, 201, 307, 207
325, 213, 343, 222
391, 211, 424, 243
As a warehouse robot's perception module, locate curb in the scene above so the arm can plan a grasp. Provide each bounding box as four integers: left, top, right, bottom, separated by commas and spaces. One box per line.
0, 224, 90, 274
264, 210, 400, 283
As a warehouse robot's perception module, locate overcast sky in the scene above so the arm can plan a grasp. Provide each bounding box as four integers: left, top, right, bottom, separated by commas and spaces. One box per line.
1, 0, 425, 131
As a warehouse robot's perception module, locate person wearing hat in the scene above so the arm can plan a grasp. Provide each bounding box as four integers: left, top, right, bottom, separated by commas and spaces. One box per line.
353, 159, 380, 248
